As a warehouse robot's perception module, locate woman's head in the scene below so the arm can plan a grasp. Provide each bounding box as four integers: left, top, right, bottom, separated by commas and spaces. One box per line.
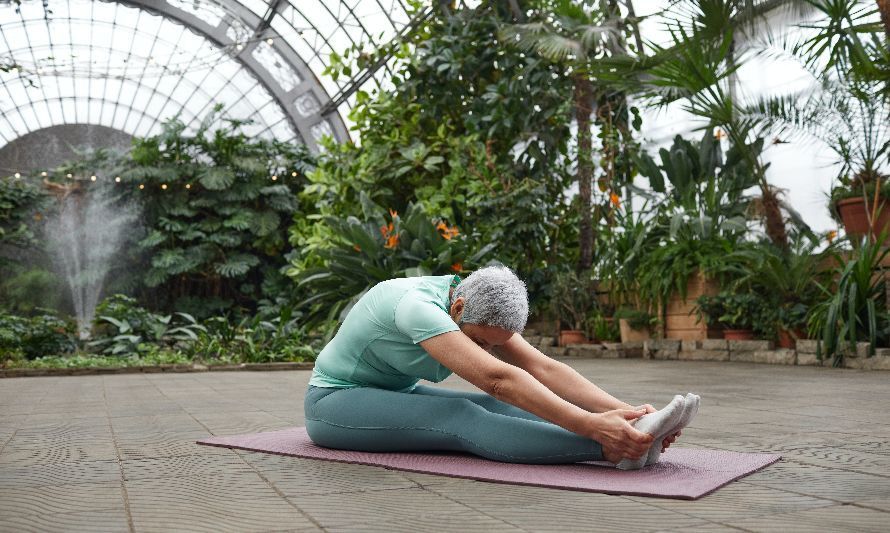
449, 266, 529, 339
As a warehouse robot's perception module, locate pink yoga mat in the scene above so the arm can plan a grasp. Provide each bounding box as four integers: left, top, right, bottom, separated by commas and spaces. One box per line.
197, 427, 780, 500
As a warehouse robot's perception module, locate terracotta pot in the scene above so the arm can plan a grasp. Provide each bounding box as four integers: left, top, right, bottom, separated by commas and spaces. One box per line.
723, 329, 755, 341
836, 197, 890, 238
777, 328, 807, 349
559, 329, 589, 346
618, 318, 651, 343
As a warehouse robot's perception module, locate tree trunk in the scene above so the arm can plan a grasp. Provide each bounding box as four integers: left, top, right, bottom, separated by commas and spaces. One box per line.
878, 0, 890, 39
574, 74, 595, 272
761, 184, 789, 250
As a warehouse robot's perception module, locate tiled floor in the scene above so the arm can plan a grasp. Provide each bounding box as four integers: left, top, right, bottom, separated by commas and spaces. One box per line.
1, 359, 889, 532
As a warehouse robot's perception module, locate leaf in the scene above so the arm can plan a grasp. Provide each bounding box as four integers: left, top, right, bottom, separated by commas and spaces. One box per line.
199, 167, 235, 190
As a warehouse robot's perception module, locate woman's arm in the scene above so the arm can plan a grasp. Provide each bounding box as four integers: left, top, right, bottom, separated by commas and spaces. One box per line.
492, 334, 634, 413
420, 331, 653, 462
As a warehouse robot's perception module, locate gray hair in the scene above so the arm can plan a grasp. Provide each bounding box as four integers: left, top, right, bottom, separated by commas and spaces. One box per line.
453, 265, 529, 333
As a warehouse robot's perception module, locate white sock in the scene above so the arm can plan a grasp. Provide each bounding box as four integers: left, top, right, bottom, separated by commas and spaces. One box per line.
644, 392, 700, 466
616, 395, 685, 470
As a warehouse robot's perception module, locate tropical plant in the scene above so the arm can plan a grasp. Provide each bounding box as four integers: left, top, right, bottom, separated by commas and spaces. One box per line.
94, 108, 316, 318
808, 231, 890, 365
614, 307, 657, 331
0, 310, 78, 360
696, 292, 776, 335
729, 236, 831, 336
304, 3, 575, 308
87, 294, 207, 355
289, 194, 496, 333
550, 268, 599, 333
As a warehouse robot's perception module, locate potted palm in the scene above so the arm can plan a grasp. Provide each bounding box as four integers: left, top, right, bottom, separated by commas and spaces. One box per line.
696, 292, 774, 341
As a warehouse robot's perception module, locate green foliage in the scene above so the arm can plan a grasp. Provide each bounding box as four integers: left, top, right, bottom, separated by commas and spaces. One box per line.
289, 195, 495, 333
0, 310, 78, 360
589, 314, 620, 343
696, 292, 776, 336
549, 269, 598, 333
78, 109, 316, 318
298, 3, 575, 312
729, 237, 831, 334
88, 295, 208, 356
0, 176, 47, 256
808, 232, 890, 365
5, 350, 192, 370
614, 308, 657, 330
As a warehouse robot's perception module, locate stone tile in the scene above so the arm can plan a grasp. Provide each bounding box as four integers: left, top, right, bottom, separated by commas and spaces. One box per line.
126, 473, 318, 532
0, 460, 121, 489
0, 442, 118, 466
624, 482, 835, 522
723, 503, 890, 532
122, 453, 255, 480
740, 461, 890, 502
0, 481, 123, 519
115, 430, 225, 460
292, 487, 470, 529
190, 411, 292, 434
327, 512, 524, 532
426, 482, 704, 532
240, 453, 419, 496
0, 508, 130, 532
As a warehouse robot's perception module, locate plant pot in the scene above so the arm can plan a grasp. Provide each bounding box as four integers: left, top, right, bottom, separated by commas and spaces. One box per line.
836, 197, 890, 238
777, 328, 807, 349
559, 329, 589, 346
618, 318, 651, 343
723, 329, 755, 341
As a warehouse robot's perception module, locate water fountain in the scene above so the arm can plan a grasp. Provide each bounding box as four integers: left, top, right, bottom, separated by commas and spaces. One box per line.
43, 178, 141, 339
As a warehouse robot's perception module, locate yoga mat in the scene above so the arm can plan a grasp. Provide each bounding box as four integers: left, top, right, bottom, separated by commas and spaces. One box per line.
197, 427, 780, 500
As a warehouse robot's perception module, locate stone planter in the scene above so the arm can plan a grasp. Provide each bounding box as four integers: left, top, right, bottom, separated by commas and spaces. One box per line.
618, 318, 651, 343
836, 196, 890, 238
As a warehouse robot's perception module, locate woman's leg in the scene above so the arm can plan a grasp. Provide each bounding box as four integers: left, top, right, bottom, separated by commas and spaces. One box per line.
410, 384, 549, 423
304, 385, 603, 464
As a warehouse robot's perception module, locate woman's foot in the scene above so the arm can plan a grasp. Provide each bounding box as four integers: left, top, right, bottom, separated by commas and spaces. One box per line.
644, 392, 700, 466
616, 395, 685, 470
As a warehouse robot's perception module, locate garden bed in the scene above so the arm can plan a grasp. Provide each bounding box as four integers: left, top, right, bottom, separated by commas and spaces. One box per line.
0, 360, 314, 378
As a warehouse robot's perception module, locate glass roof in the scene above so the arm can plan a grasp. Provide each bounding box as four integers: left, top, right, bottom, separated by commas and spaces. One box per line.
0, 0, 417, 151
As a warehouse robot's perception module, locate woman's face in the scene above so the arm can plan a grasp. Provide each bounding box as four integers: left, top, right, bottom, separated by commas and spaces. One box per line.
459, 323, 514, 353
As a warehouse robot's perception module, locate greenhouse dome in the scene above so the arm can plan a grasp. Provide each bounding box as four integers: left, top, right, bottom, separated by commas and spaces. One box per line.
0, 0, 419, 170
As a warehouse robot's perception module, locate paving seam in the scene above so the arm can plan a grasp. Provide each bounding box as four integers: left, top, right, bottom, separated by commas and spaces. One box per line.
614, 494, 760, 532
144, 376, 328, 532
102, 375, 137, 533
734, 479, 890, 511
420, 484, 534, 533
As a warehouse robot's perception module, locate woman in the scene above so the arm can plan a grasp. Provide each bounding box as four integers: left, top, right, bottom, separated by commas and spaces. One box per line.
304, 266, 682, 466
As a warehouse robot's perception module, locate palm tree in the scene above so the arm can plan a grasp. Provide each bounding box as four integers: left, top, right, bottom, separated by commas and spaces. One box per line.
500, 0, 639, 271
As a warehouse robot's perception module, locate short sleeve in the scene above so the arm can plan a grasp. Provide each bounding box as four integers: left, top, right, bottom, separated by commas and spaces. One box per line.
394, 293, 460, 344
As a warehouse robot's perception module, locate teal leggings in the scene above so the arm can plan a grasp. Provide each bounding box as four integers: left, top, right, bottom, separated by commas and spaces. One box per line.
304, 384, 603, 464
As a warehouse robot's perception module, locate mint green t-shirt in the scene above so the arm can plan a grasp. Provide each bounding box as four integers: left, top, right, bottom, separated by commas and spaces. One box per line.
308, 274, 461, 392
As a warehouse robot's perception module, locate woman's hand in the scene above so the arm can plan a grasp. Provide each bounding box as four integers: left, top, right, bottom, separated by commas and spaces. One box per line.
590, 409, 654, 464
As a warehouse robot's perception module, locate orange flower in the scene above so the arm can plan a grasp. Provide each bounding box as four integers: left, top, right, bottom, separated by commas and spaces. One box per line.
380, 222, 394, 237
714, 129, 726, 140
609, 192, 621, 208
826, 230, 837, 243
353, 244, 362, 252
451, 262, 463, 272
389, 208, 398, 219
384, 233, 400, 249
436, 221, 459, 240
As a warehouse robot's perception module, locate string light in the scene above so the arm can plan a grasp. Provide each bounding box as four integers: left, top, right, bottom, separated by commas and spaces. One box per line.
271, 175, 277, 181
66, 173, 72, 178
114, 176, 121, 182
291, 171, 297, 177
90, 175, 97, 181
161, 184, 167, 190
14, 172, 21, 178
139, 184, 144, 190
266, 38, 274, 45
185, 184, 191, 189
41, 171, 47, 177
